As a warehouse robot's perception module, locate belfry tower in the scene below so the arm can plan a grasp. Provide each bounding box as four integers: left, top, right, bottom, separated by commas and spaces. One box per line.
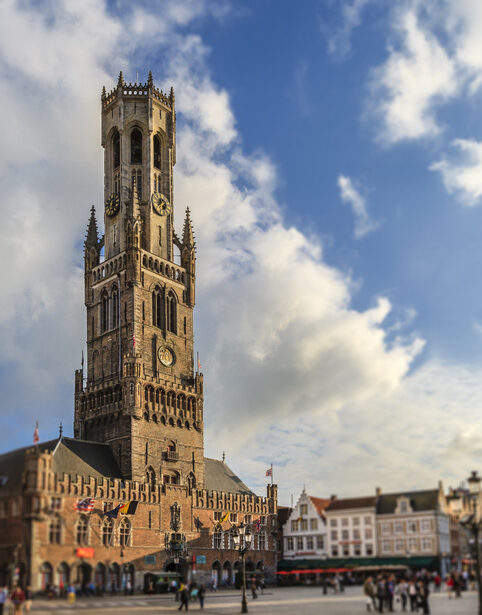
74, 72, 204, 489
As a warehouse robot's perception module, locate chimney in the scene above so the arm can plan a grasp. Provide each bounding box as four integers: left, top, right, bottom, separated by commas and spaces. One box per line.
375, 487, 382, 497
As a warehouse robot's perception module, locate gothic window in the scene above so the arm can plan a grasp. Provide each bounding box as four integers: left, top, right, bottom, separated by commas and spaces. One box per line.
102, 518, 114, 546
167, 292, 177, 334
187, 473, 196, 492
146, 466, 156, 488
153, 135, 161, 169
152, 287, 163, 328
213, 531, 222, 549
130, 128, 142, 164
49, 516, 62, 544
101, 291, 109, 332
131, 170, 142, 201
76, 515, 89, 545
112, 287, 118, 328
119, 518, 131, 547
113, 130, 120, 169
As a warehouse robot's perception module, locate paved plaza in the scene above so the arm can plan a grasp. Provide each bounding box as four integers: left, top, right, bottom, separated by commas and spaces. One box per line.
28, 586, 477, 614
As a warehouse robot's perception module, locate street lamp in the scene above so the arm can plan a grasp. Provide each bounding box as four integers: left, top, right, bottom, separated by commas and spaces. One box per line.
233, 523, 253, 614
461, 470, 482, 615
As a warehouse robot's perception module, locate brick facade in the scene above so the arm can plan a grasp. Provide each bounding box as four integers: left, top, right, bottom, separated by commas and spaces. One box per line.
0, 72, 278, 592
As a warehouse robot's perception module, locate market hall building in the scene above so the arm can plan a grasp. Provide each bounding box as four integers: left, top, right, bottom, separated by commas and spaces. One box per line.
0, 72, 278, 593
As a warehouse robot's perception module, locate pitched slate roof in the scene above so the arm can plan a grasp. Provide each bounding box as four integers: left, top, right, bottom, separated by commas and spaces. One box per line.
377, 490, 440, 515
203, 458, 254, 495
325, 496, 377, 512
52, 437, 122, 480
277, 505, 292, 526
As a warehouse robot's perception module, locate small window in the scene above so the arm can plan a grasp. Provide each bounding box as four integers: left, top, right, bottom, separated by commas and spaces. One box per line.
331, 546, 338, 557
341, 518, 349, 527
131, 129, 142, 164
316, 536, 324, 549
330, 530, 337, 540
330, 519, 337, 527
113, 130, 120, 169
287, 537, 294, 551
300, 504, 308, 515
341, 529, 349, 540
366, 543, 373, 556
306, 536, 313, 549
296, 537, 303, 550
153, 135, 161, 169
310, 518, 318, 530
300, 519, 308, 531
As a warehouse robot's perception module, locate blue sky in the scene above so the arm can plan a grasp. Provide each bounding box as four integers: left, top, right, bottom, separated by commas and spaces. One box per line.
2, 0, 482, 504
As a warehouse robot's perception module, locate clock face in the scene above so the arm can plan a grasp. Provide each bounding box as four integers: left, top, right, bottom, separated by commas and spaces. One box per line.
158, 346, 174, 367
105, 193, 120, 217
152, 192, 172, 216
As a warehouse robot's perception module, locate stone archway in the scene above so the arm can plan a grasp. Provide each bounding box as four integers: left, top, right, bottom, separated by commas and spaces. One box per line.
164, 558, 188, 583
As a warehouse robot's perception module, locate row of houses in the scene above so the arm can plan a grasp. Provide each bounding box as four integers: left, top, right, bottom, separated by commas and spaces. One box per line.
277, 483, 474, 577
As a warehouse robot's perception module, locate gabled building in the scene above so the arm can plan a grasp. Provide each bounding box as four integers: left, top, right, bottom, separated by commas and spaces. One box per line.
282, 489, 330, 559
324, 495, 378, 558
376, 484, 450, 575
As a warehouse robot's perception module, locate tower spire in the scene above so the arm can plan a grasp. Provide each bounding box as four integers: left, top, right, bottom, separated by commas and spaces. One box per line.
84, 205, 99, 249
182, 207, 195, 248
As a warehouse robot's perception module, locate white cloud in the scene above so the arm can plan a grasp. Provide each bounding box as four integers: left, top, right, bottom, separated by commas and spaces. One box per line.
323, 0, 374, 58
337, 174, 380, 238
430, 139, 482, 205
0, 0, 427, 497
370, 5, 458, 144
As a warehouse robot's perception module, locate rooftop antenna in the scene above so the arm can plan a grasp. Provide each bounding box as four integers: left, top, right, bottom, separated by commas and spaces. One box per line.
222, 451, 226, 463
59, 422, 63, 439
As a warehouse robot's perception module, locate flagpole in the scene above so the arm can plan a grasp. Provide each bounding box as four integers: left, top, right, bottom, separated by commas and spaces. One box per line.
271, 463, 273, 486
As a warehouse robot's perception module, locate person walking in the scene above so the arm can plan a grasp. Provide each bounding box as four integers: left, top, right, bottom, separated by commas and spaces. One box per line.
250, 576, 257, 600
417, 579, 430, 614
0, 586, 6, 615
9, 586, 26, 615
24, 586, 33, 613
178, 584, 190, 611
395, 579, 408, 612
386, 575, 395, 612
408, 580, 417, 612
376, 576, 387, 613
363, 576, 376, 612
198, 584, 205, 610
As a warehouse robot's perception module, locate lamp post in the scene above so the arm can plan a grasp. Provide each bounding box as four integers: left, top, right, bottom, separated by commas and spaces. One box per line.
233, 523, 253, 614
461, 470, 482, 615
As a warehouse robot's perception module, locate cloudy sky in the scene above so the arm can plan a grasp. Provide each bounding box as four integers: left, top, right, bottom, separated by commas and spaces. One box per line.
2, 0, 482, 505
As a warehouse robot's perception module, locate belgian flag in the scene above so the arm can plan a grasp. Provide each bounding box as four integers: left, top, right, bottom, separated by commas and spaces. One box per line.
120, 501, 139, 515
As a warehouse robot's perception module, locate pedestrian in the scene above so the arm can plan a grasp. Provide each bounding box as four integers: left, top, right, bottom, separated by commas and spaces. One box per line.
250, 576, 257, 600
68, 583, 76, 605
363, 576, 376, 612
198, 584, 205, 610
386, 575, 395, 612
24, 586, 33, 613
408, 580, 417, 612
395, 579, 408, 612
376, 576, 387, 613
445, 574, 453, 598
178, 584, 190, 611
260, 575, 265, 595
191, 584, 198, 603
0, 586, 6, 615
417, 580, 430, 615
9, 586, 25, 615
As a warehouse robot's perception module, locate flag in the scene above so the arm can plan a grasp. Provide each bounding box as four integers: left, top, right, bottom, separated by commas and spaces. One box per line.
74, 498, 95, 512
265, 467, 272, 477
103, 504, 121, 519
120, 501, 139, 515
33, 422, 39, 444
296, 516, 303, 522
220, 512, 230, 523
254, 518, 261, 532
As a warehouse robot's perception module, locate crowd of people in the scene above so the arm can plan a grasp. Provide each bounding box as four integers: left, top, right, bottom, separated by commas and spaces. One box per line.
0, 586, 33, 615
362, 569, 475, 613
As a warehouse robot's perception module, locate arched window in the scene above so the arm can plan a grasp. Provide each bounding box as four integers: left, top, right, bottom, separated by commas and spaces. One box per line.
49, 516, 62, 544
76, 515, 89, 545
187, 473, 196, 492
152, 287, 163, 328
130, 129, 142, 164
101, 291, 109, 332
167, 292, 177, 334
113, 130, 120, 169
112, 287, 118, 328
153, 135, 161, 169
119, 518, 131, 547
102, 518, 114, 546
146, 467, 156, 488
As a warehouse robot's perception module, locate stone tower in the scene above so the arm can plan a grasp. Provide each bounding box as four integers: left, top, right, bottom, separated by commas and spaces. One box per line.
74, 72, 204, 489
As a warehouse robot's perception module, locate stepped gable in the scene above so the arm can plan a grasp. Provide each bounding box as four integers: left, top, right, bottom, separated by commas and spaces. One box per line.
204, 458, 254, 495
377, 489, 439, 514
0, 440, 58, 490
51, 437, 123, 480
